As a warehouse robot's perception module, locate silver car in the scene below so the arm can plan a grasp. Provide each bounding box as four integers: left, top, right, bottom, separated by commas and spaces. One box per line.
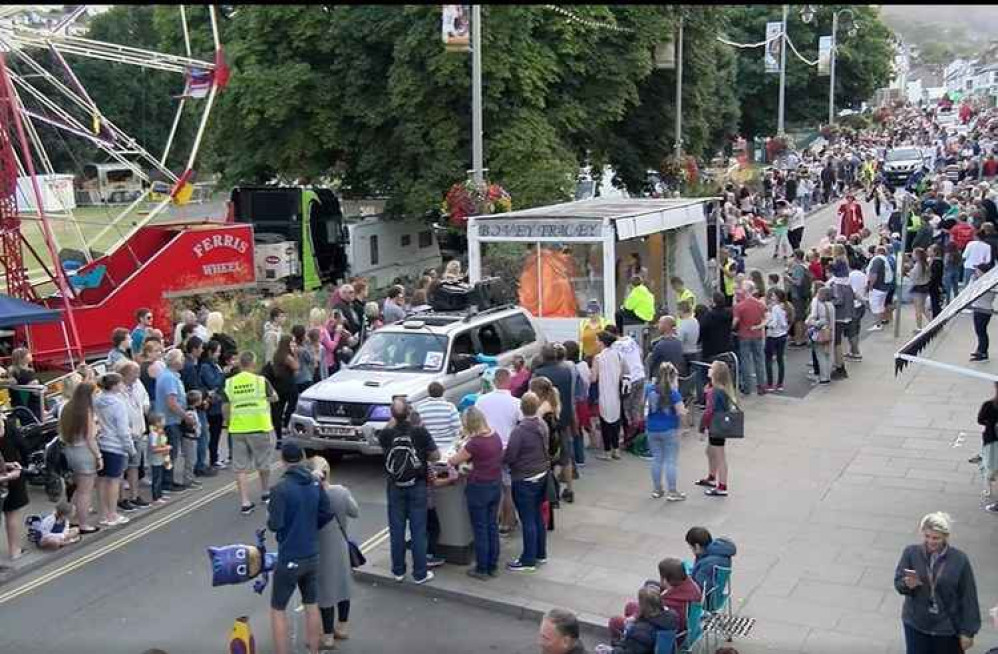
288, 306, 545, 457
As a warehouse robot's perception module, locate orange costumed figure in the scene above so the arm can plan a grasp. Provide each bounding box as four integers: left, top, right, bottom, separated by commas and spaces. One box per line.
518, 246, 579, 318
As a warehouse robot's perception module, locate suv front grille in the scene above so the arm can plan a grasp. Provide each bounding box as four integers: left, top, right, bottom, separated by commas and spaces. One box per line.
315, 401, 371, 425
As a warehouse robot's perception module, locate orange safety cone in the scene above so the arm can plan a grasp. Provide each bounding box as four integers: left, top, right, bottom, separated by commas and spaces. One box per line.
228, 616, 255, 654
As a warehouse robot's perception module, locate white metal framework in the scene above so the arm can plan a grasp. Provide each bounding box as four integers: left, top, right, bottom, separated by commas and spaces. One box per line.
0, 5, 224, 282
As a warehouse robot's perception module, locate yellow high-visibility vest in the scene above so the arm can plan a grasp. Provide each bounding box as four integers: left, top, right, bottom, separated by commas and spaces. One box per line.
224, 371, 273, 434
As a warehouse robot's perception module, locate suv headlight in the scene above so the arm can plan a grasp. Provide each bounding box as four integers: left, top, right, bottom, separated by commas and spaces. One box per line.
368, 404, 391, 421
295, 399, 315, 418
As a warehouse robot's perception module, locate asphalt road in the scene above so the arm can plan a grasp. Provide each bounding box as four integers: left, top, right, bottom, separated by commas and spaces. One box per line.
0, 456, 547, 654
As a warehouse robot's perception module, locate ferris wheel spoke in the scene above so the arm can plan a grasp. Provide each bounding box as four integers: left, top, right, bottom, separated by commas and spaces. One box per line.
9, 51, 180, 183
8, 26, 216, 72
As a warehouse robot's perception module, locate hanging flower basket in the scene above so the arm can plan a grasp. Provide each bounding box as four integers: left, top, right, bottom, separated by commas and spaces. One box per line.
441, 179, 511, 229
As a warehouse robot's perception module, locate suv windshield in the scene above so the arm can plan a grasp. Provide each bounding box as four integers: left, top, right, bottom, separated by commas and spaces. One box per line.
886, 149, 920, 162
349, 331, 447, 372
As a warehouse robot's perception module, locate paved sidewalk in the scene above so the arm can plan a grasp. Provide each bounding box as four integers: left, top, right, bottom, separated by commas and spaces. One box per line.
361, 310, 998, 653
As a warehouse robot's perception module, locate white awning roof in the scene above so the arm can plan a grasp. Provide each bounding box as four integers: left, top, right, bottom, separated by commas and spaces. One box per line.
469, 197, 718, 241
895, 264, 998, 382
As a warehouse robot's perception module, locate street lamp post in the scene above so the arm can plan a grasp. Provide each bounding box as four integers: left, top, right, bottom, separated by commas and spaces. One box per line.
829, 11, 838, 126
777, 4, 788, 135
801, 6, 857, 127
471, 4, 484, 189
674, 12, 684, 164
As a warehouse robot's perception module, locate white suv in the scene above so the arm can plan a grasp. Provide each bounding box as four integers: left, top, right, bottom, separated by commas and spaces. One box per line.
288, 306, 545, 457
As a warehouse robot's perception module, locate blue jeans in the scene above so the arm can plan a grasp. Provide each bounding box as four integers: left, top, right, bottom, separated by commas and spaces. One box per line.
163, 424, 182, 489
738, 337, 766, 394
943, 268, 961, 304
511, 478, 547, 566
387, 481, 428, 580
150, 465, 164, 501
465, 481, 501, 574
195, 409, 209, 474
647, 430, 680, 493
573, 432, 585, 466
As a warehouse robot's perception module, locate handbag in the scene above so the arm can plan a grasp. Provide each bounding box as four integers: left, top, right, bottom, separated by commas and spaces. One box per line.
332, 513, 366, 568
708, 394, 744, 439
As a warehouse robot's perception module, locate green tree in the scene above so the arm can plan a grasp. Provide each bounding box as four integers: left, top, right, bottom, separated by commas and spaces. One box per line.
723, 5, 895, 139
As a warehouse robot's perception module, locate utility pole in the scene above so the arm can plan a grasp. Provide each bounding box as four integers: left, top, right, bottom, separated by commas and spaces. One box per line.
674, 12, 684, 164
470, 5, 484, 189
828, 11, 838, 126
777, 3, 788, 135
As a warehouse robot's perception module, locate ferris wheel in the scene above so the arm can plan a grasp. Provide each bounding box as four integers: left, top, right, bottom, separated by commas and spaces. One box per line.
0, 4, 226, 310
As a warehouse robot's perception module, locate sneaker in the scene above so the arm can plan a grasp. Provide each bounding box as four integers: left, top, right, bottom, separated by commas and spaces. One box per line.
466, 568, 490, 581
240, 503, 256, 516
694, 477, 717, 488
969, 454, 983, 464
651, 489, 665, 499
109, 515, 131, 526
117, 499, 137, 513
189, 480, 204, 489
775, 385, 785, 393
160, 489, 173, 497
985, 503, 998, 513
595, 453, 611, 461
611, 450, 621, 460
413, 571, 435, 585
704, 487, 728, 497
536, 558, 547, 565
426, 556, 447, 568
153, 498, 168, 505
844, 353, 863, 361
506, 560, 536, 573
561, 489, 575, 504
213, 461, 227, 469
170, 484, 189, 493
666, 491, 687, 502
131, 497, 150, 509
868, 323, 884, 332
393, 574, 405, 583
261, 492, 271, 504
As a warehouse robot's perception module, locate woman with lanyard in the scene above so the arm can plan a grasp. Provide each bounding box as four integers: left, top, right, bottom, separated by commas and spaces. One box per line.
894, 512, 980, 654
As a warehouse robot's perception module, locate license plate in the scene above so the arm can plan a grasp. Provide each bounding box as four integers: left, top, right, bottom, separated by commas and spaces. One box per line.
322, 426, 360, 439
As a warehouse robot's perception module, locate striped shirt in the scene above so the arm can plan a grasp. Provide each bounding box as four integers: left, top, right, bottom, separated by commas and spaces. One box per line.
415, 398, 461, 450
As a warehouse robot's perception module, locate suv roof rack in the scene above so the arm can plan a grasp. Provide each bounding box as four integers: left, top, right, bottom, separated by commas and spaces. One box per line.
403, 303, 518, 321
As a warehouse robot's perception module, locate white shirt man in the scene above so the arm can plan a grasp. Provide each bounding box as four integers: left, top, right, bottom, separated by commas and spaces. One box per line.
963, 238, 993, 278
474, 368, 521, 447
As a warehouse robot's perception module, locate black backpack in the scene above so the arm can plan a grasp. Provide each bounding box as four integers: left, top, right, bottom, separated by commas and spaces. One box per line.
384, 428, 423, 487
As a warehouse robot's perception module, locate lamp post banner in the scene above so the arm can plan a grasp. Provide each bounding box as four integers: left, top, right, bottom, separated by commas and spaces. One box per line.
818, 35, 832, 76
765, 21, 782, 73
442, 5, 471, 52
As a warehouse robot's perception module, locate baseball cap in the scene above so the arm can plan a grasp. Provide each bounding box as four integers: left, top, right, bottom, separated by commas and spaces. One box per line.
586, 299, 601, 314
281, 442, 304, 464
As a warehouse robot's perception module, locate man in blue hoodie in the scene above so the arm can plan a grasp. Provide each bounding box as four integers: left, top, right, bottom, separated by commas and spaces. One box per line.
685, 526, 737, 609
267, 442, 334, 654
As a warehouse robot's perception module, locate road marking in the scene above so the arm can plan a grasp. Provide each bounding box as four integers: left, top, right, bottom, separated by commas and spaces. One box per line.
0, 470, 391, 606
0, 480, 236, 606
360, 527, 389, 554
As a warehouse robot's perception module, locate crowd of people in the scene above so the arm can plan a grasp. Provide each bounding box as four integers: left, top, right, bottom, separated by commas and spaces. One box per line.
6, 98, 998, 653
